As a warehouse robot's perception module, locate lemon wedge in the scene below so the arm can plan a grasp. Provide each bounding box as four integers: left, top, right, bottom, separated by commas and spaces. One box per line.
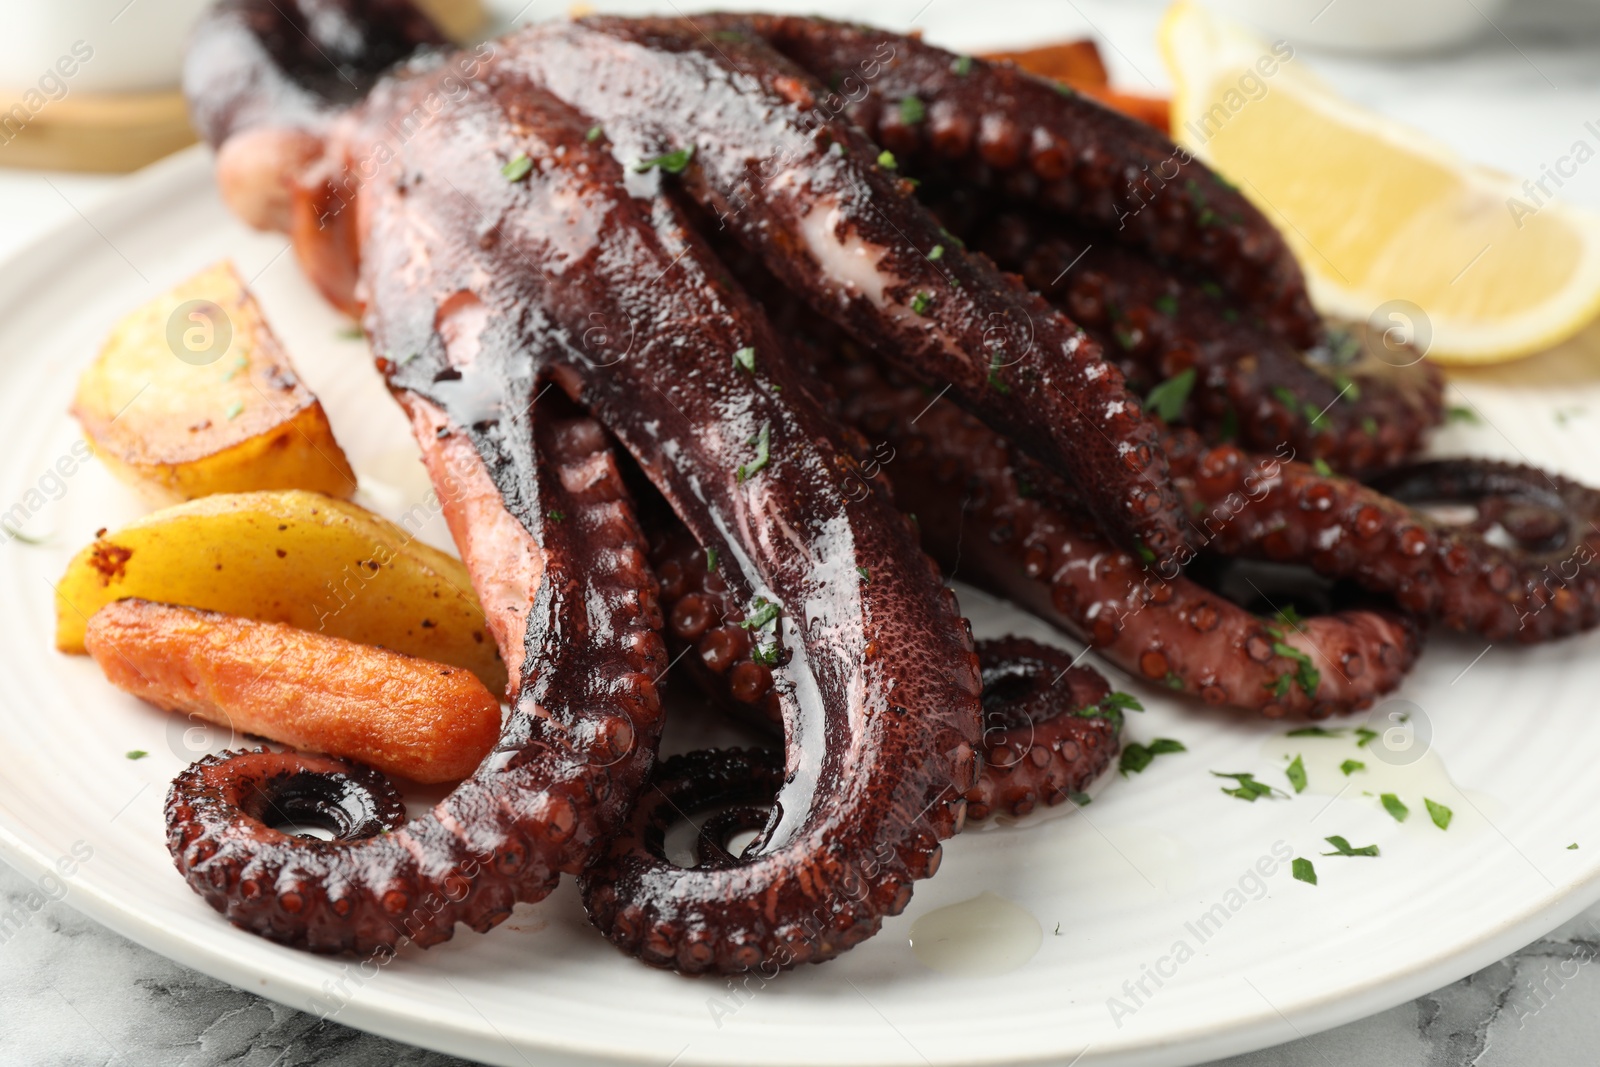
1159, 0, 1600, 364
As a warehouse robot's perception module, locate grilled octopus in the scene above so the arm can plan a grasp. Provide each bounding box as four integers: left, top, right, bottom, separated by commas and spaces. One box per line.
165, 0, 1600, 975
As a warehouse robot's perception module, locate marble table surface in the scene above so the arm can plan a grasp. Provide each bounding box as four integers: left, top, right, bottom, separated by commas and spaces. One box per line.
8, 1, 1600, 1064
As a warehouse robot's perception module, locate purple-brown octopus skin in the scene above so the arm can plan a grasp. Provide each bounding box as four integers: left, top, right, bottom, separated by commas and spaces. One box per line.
937, 199, 1446, 477
504, 16, 1191, 564
178, 0, 983, 973
1169, 436, 1600, 642
819, 354, 1423, 718
644, 523, 1122, 812
964, 637, 1121, 820
719, 14, 1322, 349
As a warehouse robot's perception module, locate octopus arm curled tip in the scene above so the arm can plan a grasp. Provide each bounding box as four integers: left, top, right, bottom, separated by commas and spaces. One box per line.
708, 13, 1321, 348
1165, 433, 1600, 642
584, 654, 1113, 948
815, 354, 1422, 718
188, 3, 983, 973
506, 16, 1189, 563
166, 390, 670, 954
938, 199, 1445, 476
647, 519, 1121, 814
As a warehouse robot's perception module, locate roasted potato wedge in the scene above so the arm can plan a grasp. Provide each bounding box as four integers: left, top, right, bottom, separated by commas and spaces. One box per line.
87, 600, 500, 783
71, 260, 356, 504
55, 489, 507, 696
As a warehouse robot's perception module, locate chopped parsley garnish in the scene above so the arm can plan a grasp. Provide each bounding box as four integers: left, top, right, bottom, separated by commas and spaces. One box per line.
1287, 725, 1343, 738
1446, 405, 1481, 425
1312, 458, 1334, 476
634, 146, 695, 174
1080, 690, 1143, 728
1292, 857, 1317, 885
1340, 759, 1366, 776
501, 153, 533, 181
585, 125, 603, 143
751, 641, 782, 666
736, 421, 771, 482
856, 565, 870, 583
910, 291, 933, 315
899, 95, 927, 125
740, 597, 781, 631
547, 509, 565, 523
1213, 771, 1286, 802
1134, 541, 1156, 565
223, 401, 244, 421
1425, 798, 1453, 830
1272, 385, 1299, 409
986, 349, 1010, 394
1355, 727, 1378, 748
952, 55, 973, 76
1380, 793, 1409, 822
1333, 371, 1361, 402
877, 149, 898, 170
928, 244, 945, 261
1054, 82, 1075, 97
1163, 672, 1184, 690
1218, 406, 1239, 442
706, 547, 718, 572
125, 750, 148, 760
1154, 294, 1179, 316
1266, 632, 1320, 698
1120, 738, 1186, 776
1200, 281, 1223, 298
733, 346, 756, 372
1144, 367, 1196, 422
1569, 843, 1580, 850
1322, 835, 1379, 857
1067, 791, 1092, 806
1361, 416, 1379, 436
1286, 755, 1307, 794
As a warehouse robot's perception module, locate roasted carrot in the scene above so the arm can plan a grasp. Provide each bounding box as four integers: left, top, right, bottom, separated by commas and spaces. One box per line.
983, 39, 1171, 133
85, 599, 501, 783
982, 40, 1110, 86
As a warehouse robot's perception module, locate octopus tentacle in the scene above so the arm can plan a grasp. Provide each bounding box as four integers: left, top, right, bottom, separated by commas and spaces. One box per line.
965, 638, 1120, 820
508, 16, 1189, 562
722, 14, 1320, 347
822, 354, 1422, 717
274, 22, 980, 973
647, 520, 1125, 802
1166, 433, 1600, 642
166, 391, 669, 953
940, 200, 1444, 475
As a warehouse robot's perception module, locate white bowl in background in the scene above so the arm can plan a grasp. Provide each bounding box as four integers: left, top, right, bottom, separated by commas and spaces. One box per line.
1207, 0, 1507, 54
0, 0, 212, 95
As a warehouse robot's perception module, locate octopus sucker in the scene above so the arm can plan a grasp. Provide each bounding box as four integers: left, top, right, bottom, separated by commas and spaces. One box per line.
166, 0, 1600, 973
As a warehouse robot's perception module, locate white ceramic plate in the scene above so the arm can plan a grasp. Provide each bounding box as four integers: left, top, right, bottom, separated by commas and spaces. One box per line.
8, 14, 1600, 1066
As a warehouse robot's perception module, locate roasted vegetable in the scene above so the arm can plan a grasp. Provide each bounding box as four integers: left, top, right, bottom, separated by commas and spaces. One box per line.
86, 599, 500, 783
71, 260, 356, 503
55, 489, 506, 696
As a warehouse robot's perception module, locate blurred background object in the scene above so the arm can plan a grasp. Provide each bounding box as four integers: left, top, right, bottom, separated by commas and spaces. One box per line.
0, 0, 485, 172
1206, 0, 1509, 55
